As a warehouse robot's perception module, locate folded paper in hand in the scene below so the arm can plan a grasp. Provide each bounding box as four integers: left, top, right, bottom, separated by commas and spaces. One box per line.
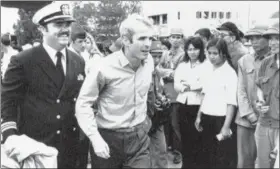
1, 134, 58, 168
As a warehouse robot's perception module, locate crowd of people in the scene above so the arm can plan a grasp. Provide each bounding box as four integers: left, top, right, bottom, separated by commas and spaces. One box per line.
1, 2, 279, 169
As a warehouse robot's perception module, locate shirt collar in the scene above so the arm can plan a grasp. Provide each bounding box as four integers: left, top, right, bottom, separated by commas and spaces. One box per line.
254, 50, 270, 61
268, 54, 279, 69
43, 43, 66, 59
68, 46, 80, 56
118, 48, 148, 68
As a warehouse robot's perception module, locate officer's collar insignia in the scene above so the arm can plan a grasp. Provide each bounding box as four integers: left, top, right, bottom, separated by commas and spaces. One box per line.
77, 74, 84, 81
60, 4, 70, 15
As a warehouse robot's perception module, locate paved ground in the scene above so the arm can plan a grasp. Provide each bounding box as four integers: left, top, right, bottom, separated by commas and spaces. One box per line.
87, 150, 182, 168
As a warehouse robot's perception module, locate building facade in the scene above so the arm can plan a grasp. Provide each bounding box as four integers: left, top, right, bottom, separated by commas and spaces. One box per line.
141, 1, 276, 37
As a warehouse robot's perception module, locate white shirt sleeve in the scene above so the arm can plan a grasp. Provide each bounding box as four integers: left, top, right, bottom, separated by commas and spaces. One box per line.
225, 70, 238, 106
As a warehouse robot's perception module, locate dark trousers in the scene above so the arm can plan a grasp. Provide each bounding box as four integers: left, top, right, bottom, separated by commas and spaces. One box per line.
90, 118, 151, 168
149, 125, 168, 168
200, 113, 233, 168
164, 103, 181, 152
237, 125, 257, 168
76, 137, 90, 168
178, 104, 202, 168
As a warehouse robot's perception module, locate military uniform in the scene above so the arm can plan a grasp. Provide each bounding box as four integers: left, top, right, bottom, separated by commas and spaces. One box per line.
235, 25, 270, 168
1, 3, 86, 168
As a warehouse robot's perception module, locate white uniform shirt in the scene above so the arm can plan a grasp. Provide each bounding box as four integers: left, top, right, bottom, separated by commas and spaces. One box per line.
43, 43, 66, 75
200, 61, 237, 116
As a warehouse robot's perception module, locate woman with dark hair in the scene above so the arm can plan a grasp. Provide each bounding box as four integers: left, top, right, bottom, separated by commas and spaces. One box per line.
195, 38, 237, 168
194, 28, 213, 47
174, 36, 210, 168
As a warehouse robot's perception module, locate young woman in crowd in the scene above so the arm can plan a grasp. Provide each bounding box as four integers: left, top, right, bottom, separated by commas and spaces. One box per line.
195, 38, 237, 168
83, 33, 104, 74
174, 36, 210, 168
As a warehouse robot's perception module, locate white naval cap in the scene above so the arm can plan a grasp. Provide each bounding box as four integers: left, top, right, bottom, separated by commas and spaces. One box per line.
32, 2, 75, 26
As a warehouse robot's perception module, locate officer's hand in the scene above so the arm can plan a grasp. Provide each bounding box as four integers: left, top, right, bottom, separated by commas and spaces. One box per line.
195, 116, 203, 132
91, 133, 110, 159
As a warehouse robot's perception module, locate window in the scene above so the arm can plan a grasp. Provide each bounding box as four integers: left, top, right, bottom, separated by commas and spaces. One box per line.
226, 12, 231, 19
162, 14, 167, 24
203, 11, 209, 19
211, 12, 217, 18
178, 11, 180, 20
219, 12, 224, 19
151, 15, 160, 25
196, 11, 202, 19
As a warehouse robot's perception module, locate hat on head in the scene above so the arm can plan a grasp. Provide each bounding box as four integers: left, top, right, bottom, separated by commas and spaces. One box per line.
217, 21, 241, 39
170, 28, 184, 36
150, 40, 163, 53
245, 24, 269, 37
33, 2, 75, 25
70, 23, 86, 40
109, 38, 123, 52
262, 21, 279, 37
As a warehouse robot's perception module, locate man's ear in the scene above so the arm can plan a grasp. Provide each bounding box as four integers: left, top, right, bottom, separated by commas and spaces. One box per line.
122, 35, 131, 47
38, 25, 46, 36
231, 35, 236, 42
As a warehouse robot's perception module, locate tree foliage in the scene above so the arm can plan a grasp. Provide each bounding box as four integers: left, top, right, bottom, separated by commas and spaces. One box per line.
10, 1, 141, 46
13, 9, 42, 46
72, 1, 141, 43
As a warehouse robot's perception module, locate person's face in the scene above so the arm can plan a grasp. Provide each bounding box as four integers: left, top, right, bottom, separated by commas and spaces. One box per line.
84, 37, 93, 53
169, 34, 183, 48
268, 34, 279, 55
207, 46, 225, 67
73, 38, 86, 53
187, 44, 200, 62
249, 35, 269, 52
151, 52, 162, 66
42, 20, 72, 49
219, 30, 234, 45
127, 28, 153, 61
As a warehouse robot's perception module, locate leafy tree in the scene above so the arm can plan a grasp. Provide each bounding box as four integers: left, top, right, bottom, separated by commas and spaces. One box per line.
72, 1, 141, 44
13, 9, 42, 46
94, 0, 141, 42
3, 1, 52, 46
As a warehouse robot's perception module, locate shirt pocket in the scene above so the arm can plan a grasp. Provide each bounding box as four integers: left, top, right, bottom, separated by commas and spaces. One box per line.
260, 76, 271, 99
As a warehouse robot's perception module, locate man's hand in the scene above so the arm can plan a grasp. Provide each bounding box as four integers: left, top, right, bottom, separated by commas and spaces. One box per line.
195, 116, 203, 132
91, 134, 110, 159
255, 100, 269, 115
246, 113, 258, 125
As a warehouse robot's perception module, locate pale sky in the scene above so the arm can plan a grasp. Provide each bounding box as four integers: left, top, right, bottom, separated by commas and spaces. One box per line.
1, 1, 279, 34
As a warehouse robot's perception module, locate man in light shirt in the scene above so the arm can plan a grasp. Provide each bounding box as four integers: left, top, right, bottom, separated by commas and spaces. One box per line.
75, 14, 155, 168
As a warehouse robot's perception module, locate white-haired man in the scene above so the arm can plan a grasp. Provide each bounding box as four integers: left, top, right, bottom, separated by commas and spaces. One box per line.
75, 14, 155, 168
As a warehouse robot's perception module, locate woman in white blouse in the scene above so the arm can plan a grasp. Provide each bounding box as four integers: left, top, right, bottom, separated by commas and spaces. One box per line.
174, 36, 210, 168
194, 38, 237, 168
